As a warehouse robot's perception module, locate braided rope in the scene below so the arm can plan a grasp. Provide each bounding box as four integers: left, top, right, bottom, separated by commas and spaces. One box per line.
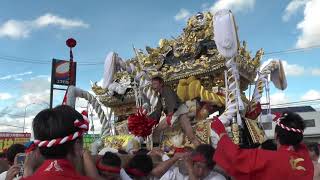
219, 58, 239, 124
34, 114, 90, 148
138, 76, 159, 113
66, 86, 111, 137
251, 60, 278, 104
275, 118, 303, 134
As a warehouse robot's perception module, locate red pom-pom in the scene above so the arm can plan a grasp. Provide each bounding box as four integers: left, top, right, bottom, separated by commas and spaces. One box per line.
128, 112, 157, 137
66, 38, 77, 48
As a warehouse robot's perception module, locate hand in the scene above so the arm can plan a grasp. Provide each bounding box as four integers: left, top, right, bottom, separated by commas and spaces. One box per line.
183, 155, 193, 170
174, 152, 189, 160
22, 149, 43, 177
211, 117, 226, 136
82, 150, 103, 180
5, 165, 20, 180
148, 147, 164, 157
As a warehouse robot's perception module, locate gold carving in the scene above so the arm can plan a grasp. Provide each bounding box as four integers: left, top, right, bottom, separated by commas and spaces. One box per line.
231, 123, 240, 144
244, 118, 266, 144
161, 119, 210, 152
103, 135, 140, 151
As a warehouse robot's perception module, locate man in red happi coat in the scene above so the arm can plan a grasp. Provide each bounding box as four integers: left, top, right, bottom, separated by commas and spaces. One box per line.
211, 111, 314, 180
22, 105, 91, 180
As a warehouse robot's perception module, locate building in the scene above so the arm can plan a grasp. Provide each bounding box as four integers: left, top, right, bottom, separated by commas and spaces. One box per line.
260, 106, 320, 143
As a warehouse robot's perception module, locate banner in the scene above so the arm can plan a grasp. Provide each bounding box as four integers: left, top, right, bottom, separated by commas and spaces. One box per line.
83, 134, 100, 150
52, 59, 77, 86
0, 133, 31, 153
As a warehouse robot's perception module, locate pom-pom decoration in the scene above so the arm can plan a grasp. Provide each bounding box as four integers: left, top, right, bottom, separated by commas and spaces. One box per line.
127, 108, 158, 137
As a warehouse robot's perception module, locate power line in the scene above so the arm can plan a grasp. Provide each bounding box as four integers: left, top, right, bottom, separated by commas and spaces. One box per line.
0, 123, 30, 129
264, 45, 320, 56
0, 57, 104, 66
261, 99, 320, 107
0, 112, 25, 117
0, 44, 319, 65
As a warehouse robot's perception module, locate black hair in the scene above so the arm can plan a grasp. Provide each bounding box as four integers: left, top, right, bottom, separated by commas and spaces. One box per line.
151, 76, 164, 84
194, 144, 215, 169
101, 152, 121, 167
135, 148, 149, 155
118, 149, 128, 154
127, 154, 153, 177
0, 152, 6, 158
307, 142, 319, 157
32, 105, 84, 159
6, 144, 26, 164
261, 139, 277, 151
274, 111, 305, 146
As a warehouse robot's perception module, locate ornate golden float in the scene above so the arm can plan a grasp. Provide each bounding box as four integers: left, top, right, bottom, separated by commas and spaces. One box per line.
92, 11, 278, 150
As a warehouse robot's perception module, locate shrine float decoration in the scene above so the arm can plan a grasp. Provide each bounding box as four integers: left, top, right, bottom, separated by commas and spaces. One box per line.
66, 10, 287, 153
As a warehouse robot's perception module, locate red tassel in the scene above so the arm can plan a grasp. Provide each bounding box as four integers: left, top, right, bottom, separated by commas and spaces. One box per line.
128, 112, 157, 137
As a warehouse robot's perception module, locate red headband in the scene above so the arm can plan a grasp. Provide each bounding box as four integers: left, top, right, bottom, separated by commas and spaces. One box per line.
125, 168, 147, 177
25, 142, 36, 154
191, 154, 207, 163
273, 112, 303, 134
96, 158, 121, 174
174, 147, 185, 154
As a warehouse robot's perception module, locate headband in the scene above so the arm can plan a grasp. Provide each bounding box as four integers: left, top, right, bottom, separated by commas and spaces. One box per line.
96, 158, 121, 174
34, 112, 89, 148
191, 153, 207, 163
125, 168, 147, 177
273, 112, 303, 134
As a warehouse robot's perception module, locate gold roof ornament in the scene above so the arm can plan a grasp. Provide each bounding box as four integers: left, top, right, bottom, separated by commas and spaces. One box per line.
92, 11, 264, 118
88, 10, 290, 151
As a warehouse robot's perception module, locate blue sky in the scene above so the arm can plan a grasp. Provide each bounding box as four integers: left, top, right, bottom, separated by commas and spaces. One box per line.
0, 0, 319, 132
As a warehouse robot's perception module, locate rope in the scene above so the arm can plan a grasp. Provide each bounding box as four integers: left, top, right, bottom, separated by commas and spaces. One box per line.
34, 113, 89, 148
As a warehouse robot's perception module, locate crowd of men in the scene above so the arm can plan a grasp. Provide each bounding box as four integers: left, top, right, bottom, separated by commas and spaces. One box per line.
0, 76, 318, 179
0, 105, 318, 179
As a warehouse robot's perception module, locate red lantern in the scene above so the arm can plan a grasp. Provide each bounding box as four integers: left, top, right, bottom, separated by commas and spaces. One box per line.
66, 38, 77, 48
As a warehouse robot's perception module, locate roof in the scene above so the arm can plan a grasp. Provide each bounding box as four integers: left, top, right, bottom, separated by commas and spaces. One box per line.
262, 106, 316, 115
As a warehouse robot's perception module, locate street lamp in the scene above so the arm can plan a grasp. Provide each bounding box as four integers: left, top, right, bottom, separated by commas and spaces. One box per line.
23, 102, 50, 133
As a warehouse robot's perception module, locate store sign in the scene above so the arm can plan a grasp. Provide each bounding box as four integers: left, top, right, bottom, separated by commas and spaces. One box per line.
83, 134, 100, 150
52, 59, 77, 86
0, 133, 31, 153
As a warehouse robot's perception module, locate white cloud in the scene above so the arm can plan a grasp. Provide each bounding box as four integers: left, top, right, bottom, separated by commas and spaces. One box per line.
0, 20, 30, 39
97, 78, 103, 87
0, 116, 32, 133
295, 0, 320, 48
261, 59, 304, 76
282, 60, 305, 76
0, 93, 12, 100
282, 0, 309, 21
34, 14, 89, 29
15, 76, 50, 108
0, 71, 32, 80
301, 89, 320, 100
209, 0, 255, 13
262, 92, 290, 105
0, 13, 89, 39
311, 68, 320, 75
174, 8, 191, 21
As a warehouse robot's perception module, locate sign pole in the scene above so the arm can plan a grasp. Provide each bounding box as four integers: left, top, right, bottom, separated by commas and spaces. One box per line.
66, 38, 77, 86
49, 38, 77, 109
49, 59, 55, 109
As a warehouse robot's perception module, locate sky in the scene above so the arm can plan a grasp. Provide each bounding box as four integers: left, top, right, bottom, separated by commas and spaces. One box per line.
0, 0, 319, 133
